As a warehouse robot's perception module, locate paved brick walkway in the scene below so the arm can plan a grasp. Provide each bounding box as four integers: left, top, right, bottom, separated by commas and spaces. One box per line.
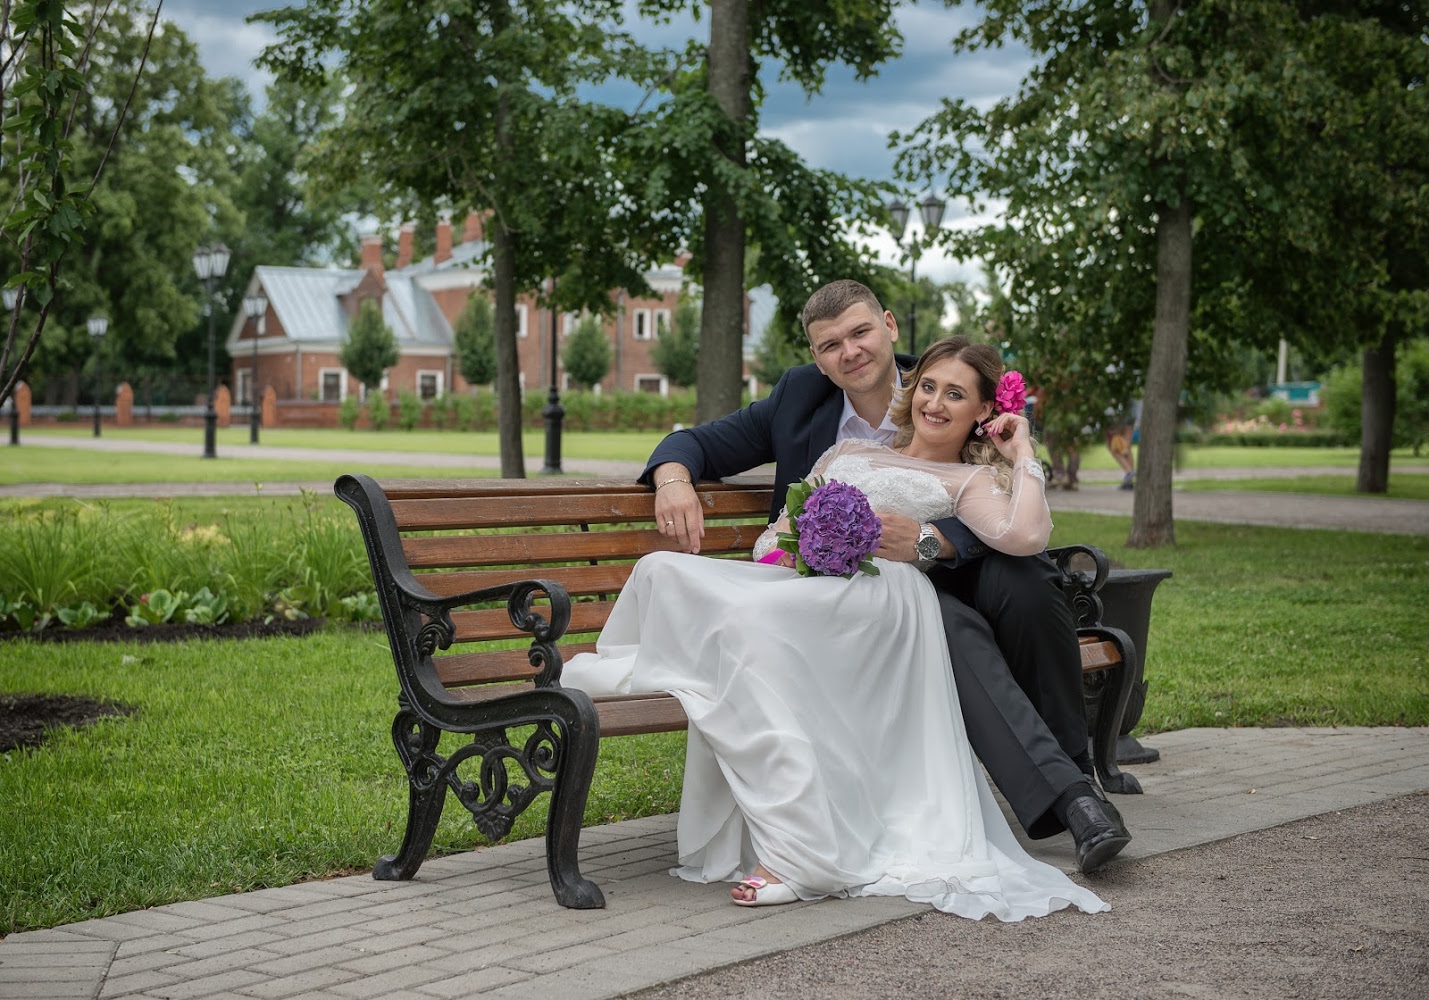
2, 728, 1426, 1000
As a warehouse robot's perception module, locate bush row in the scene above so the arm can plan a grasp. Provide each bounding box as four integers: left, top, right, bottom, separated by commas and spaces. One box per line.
0, 494, 378, 635
1185, 430, 1351, 448
340, 389, 704, 433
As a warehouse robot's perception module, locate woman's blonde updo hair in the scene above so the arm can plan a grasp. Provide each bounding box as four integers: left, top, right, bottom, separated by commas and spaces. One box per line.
889, 336, 1018, 488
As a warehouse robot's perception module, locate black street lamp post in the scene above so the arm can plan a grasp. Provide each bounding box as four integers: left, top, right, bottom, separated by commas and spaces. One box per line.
243, 292, 267, 445
541, 279, 564, 475
886, 194, 946, 356
192, 244, 230, 459
4, 287, 17, 445
87, 315, 108, 437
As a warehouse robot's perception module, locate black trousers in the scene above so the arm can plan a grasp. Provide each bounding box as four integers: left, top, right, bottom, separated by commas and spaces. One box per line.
929, 552, 1088, 839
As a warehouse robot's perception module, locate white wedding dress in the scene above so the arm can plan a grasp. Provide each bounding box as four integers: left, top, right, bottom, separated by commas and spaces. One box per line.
561, 440, 1108, 920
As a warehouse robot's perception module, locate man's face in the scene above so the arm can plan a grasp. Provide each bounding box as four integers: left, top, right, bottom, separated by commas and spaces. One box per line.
806, 303, 899, 398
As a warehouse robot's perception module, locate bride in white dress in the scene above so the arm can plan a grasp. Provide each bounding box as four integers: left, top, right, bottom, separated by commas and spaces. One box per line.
561, 340, 1108, 921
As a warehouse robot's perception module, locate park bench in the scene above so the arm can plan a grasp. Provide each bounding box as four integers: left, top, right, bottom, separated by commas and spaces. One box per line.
335, 473, 1144, 910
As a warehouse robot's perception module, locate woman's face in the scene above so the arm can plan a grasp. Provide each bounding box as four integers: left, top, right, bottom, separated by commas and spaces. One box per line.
909, 356, 994, 453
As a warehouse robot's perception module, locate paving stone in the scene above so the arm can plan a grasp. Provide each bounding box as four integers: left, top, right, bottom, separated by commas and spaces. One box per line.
98, 967, 182, 997
247, 946, 371, 977
321, 964, 450, 999
411, 963, 533, 998
230, 966, 362, 999
140, 968, 271, 1000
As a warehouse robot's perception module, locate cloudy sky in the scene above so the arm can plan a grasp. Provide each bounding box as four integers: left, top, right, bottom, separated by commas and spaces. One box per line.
158, 0, 1033, 284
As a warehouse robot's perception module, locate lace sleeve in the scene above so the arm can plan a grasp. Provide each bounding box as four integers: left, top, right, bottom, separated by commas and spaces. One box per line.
946, 457, 1051, 556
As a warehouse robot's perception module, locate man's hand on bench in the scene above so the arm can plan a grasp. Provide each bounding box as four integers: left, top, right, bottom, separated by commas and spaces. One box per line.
653, 462, 706, 553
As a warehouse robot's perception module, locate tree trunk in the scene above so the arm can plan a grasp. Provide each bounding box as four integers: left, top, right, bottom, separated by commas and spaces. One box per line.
696, 0, 751, 425
1128, 195, 1192, 549
491, 219, 526, 478
1356, 328, 1396, 494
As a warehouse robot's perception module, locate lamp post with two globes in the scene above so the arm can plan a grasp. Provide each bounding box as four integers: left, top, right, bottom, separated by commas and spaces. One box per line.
886, 194, 947, 356
192, 244, 231, 459
87, 315, 108, 437
243, 292, 267, 445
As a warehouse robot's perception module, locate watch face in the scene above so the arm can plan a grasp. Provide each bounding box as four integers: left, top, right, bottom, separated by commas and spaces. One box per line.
917, 532, 940, 560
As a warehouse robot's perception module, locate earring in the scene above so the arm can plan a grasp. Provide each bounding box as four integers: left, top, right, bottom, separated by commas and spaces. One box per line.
974, 424, 986, 437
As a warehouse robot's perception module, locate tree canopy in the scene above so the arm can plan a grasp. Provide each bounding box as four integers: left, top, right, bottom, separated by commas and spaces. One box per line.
339, 300, 398, 391
562, 314, 611, 390
898, 0, 1429, 543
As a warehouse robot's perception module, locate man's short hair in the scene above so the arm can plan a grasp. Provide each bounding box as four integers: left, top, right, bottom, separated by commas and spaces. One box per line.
800, 280, 883, 341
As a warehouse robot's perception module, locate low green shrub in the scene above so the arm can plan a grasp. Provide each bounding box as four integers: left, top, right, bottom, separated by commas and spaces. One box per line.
0, 495, 373, 635
396, 390, 424, 431
338, 395, 361, 430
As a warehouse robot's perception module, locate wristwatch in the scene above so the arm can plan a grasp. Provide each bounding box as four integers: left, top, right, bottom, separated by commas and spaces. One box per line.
915, 523, 942, 565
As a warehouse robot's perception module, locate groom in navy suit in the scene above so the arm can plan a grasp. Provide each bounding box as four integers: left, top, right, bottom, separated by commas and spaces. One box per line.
642, 279, 1131, 873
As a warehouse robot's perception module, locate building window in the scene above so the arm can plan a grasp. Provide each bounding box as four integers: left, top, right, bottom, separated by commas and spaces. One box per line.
517, 304, 528, 338
418, 370, 443, 400
633, 309, 652, 340
562, 312, 579, 337
654, 309, 671, 338
634, 374, 668, 396
237, 369, 254, 407
319, 368, 346, 402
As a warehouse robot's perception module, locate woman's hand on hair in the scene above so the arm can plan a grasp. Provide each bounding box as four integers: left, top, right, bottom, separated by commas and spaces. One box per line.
983, 413, 1036, 463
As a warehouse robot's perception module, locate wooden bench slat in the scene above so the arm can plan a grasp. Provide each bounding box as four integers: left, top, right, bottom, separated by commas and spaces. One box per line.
1078, 637, 1122, 671
402, 524, 765, 570
450, 601, 614, 643
375, 476, 773, 501
443, 681, 690, 738
433, 643, 599, 687
594, 694, 689, 737
390, 489, 773, 531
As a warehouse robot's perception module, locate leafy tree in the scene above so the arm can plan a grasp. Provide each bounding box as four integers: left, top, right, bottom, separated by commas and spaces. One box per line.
562, 314, 610, 390
749, 310, 807, 393
0, 0, 166, 406
454, 295, 497, 389
651, 294, 700, 389
228, 75, 366, 279
1324, 338, 1429, 458
898, 0, 1428, 544
257, 0, 679, 476
339, 300, 398, 391
630, 0, 903, 424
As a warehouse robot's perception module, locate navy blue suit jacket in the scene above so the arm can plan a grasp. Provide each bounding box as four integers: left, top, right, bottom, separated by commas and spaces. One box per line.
640, 358, 990, 566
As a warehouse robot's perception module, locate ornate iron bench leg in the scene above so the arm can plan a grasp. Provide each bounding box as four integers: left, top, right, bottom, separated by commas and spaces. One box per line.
375, 709, 446, 880
542, 689, 605, 909
1083, 625, 1144, 795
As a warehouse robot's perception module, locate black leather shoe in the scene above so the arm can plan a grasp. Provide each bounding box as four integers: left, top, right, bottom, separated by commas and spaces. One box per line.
1063, 794, 1131, 874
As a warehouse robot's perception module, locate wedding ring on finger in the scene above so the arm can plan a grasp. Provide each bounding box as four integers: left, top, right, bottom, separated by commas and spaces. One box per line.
665, 520, 675, 528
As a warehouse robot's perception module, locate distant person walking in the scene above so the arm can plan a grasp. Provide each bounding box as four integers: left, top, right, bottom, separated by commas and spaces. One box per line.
1104, 400, 1140, 491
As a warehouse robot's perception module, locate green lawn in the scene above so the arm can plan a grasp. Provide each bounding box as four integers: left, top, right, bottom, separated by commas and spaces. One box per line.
22, 425, 1424, 473
20, 426, 670, 460
0, 445, 503, 485
1178, 474, 1429, 502
2, 512, 1425, 934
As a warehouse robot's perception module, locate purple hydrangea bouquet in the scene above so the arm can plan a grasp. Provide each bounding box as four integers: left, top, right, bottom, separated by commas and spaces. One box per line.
768, 477, 882, 578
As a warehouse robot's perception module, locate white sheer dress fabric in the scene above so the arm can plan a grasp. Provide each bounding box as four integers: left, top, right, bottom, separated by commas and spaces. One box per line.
561, 440, 1106, 921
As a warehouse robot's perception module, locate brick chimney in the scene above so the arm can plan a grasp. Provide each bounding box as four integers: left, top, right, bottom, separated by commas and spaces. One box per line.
395, 223, 415, 269
462, 211, 484, 244
360, 233, 385, 285
434, 215, 453, 264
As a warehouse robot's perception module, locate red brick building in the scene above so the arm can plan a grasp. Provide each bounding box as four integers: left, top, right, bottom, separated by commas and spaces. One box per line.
226, 213, 757, 409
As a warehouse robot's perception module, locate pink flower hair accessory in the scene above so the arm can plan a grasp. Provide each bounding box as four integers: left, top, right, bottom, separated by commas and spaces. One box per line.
994, 370, 1027, 416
